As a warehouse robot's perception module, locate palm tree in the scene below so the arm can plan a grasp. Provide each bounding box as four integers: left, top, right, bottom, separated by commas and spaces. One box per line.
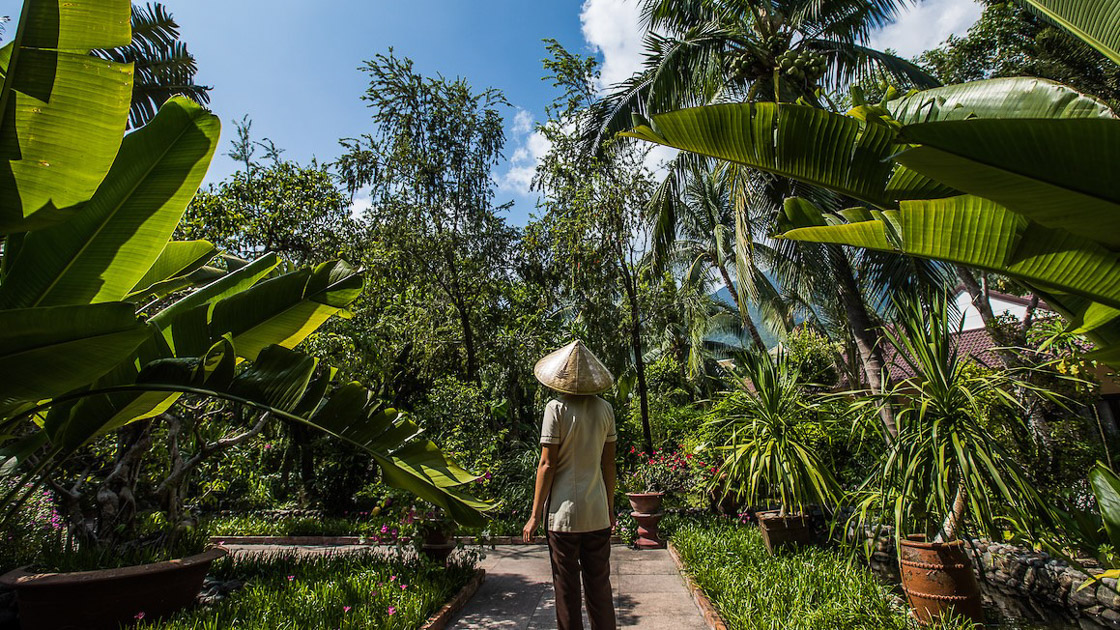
93, 3, 211, 129
657, 159, 790, 351
585, 0, 949, 441
584, 0, 937, 146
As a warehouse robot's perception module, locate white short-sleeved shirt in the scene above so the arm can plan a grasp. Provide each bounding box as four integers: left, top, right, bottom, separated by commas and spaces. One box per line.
540, 394, 617, 533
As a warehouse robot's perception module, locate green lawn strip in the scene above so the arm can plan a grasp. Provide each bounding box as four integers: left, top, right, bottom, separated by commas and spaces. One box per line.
139, 550, 476, 630
669, 520, 968, 630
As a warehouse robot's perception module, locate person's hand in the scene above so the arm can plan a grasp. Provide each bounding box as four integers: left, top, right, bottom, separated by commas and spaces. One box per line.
610, 508, 617, 530
522, 516, 540, 543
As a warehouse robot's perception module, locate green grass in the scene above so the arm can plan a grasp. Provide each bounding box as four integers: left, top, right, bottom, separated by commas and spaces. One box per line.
669, 519, 973, 630
139, 550, 477, 630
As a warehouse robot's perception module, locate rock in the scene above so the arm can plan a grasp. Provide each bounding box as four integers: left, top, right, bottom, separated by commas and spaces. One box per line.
1101, 608, 1120, 628
1076, 582, 1102, 607
1099, 580, 1120, 609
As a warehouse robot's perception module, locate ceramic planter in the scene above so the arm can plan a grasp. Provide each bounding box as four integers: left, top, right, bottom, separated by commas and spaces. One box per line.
627, 492, 666, 549
419, 528, 457, 565
626, 492, 664, 515
0, 547, 227, 629
755, 510, 813, 554
899, 535, 984, 625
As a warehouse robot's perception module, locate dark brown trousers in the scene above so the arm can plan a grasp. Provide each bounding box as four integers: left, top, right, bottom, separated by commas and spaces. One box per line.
546, 528, 616, 630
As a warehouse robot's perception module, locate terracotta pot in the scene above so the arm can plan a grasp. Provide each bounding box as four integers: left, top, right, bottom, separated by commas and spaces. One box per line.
626, 492, 664, 514
420, 529, 457, 565
708, 489, 741, 516
899, 535, 984, 626
0, 547, 227, 629
630, 511, 666, 549
755, 510, 813, 554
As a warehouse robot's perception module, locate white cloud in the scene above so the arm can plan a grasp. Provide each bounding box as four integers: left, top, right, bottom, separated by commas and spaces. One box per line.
870, 0, 983, 59
497, 110, 551, 196
349, 192, 371, 220
512, 108, 534, 135
580, 0, 648, 92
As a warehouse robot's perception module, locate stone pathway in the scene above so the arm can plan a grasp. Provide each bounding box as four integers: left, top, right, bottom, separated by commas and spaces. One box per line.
449, 545, 709, 630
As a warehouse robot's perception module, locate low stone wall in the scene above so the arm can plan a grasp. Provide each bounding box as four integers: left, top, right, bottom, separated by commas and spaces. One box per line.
847, 524, 1119, 628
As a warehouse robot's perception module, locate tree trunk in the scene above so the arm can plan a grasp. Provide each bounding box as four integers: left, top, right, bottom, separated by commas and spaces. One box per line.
716, 261, 766, 352
937, 482, 968, 542
619, 256, 654, 455
831, 247, 898, 441
456, 301, 480, 384
957, 267, 1055, 454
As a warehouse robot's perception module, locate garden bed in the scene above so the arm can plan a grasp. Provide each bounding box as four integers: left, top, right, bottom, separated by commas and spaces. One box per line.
667, 517, 972, 630
135, 549, 479, 629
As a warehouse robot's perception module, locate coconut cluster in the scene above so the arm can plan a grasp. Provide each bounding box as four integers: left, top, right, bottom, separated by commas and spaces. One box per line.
777, 49, 828, 83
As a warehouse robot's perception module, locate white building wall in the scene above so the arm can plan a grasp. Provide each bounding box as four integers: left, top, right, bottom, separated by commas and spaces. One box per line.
954, 291, 1032, 331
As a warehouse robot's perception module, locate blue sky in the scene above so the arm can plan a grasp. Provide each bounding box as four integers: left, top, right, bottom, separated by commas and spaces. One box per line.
1, 0, 982, 225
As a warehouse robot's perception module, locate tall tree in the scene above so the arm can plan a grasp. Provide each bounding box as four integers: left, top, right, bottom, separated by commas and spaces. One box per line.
337, 51, 517, 384
180, 122, 354, 268
93, 3, 211, 129
918, 0, 1120, 109
533, 43, 660, 454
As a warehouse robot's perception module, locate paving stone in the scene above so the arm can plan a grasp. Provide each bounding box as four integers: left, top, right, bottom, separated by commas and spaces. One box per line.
449, 545, 709, 629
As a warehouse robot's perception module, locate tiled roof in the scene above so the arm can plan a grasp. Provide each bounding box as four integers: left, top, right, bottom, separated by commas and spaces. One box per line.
838, 328, 1003, 388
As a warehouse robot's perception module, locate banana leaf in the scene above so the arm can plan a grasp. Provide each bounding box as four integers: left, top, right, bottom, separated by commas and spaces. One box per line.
0, 303, 149, 413
777, 196, 1120, 364
0, 0, 133, 234
1019, 0, 1120, 65
895, 118, 1120, 249
126, 241, 219, 301
875, 77, 1116, 124
0, 97, 221, 308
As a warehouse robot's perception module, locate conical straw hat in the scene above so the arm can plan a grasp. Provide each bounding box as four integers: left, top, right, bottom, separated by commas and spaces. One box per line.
534, 340, 614, 395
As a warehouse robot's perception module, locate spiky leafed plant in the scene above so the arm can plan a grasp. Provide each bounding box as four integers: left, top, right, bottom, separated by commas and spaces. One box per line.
708, 348, 840, 516
852, 292, 1062, 543
93, 3, 211, 128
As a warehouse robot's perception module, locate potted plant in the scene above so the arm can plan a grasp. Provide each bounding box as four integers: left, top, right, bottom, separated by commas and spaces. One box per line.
852, 294, 1063, 625
707, 349, 839, 554
408, 507, 458, 565
0, 525, 225, 629
623, 449, 692, 548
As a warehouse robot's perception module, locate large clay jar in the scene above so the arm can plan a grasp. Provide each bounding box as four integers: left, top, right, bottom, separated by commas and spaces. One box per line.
0, 547, 227, 630
755, 510, 813, 554
626, 492, 664, 514
899, 535, 984, 626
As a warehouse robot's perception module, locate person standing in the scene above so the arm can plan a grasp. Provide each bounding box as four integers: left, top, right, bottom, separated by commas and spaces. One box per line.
522, 340, 618, 630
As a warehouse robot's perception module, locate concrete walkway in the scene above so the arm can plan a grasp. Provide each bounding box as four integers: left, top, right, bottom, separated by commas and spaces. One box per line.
449, 545, 709, 630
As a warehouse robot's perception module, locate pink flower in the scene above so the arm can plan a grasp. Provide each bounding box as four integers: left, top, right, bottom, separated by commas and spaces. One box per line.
134, 612, 146, 620
390, 575, 397, 581
388, 606, 397, 616
263, 443, 273, 450
343, 606, 351, 613
287, 575, 295, 581
400, 583, 408, 590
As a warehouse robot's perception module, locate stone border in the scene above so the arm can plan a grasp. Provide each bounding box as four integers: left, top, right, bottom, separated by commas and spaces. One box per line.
211, 535, 625, 546
667, 542, 729, 630
420, 568, 486, 630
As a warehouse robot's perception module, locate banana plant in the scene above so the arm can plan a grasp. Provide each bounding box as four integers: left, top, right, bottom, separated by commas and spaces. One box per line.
0, 0, 491, 526
622, 73, 1120, 365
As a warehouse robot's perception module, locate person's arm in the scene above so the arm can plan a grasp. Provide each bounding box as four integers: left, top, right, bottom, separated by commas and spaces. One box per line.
523, 444, 559, 542
601, 440, 617, 528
